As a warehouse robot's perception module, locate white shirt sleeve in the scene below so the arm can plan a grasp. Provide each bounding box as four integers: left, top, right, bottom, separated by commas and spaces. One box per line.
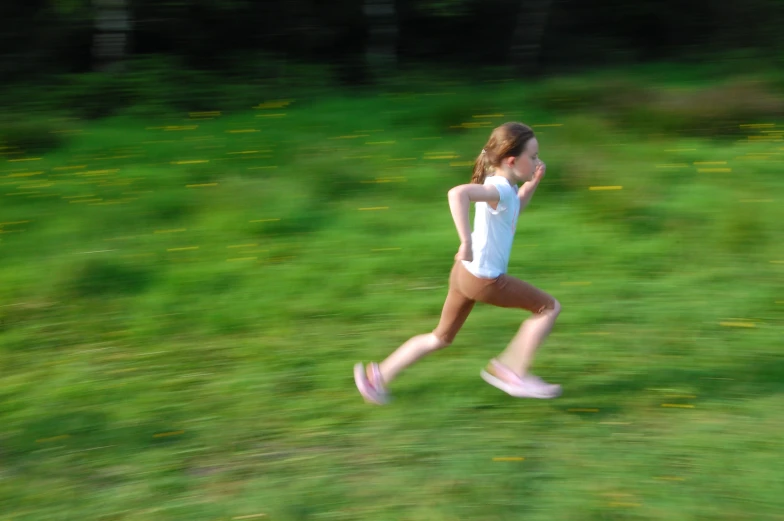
486, 176, 515, 215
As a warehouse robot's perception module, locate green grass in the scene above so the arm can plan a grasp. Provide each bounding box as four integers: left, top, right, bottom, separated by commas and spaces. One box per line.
1, 68, 783, 520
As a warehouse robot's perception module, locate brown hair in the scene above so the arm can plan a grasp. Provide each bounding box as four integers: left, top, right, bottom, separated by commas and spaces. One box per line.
471, 122, 535, 184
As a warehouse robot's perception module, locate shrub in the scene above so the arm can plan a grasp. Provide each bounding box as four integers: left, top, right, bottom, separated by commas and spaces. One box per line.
0, 116, 73, 154
63, 258, 156, 298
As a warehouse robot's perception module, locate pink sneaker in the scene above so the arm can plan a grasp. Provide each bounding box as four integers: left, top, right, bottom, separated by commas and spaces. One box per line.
353, 362, 390, 405
480, 359, 562, 399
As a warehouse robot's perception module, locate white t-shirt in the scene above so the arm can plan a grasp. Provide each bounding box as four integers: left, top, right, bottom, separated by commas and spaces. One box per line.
461, 175, 520, 279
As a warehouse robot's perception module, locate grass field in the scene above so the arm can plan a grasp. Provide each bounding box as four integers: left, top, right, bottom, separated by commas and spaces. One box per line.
1, 67, 783, 520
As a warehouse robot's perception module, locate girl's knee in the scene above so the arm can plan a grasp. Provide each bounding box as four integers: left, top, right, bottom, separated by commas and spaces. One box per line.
534, 298, 560, 317
429, 331, 452, 350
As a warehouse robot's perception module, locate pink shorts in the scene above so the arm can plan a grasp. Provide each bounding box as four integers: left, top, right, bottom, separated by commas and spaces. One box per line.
432, 261, 557, 344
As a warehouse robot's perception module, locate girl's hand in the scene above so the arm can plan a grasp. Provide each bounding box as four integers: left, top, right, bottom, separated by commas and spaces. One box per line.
533, 160, 546, 182
455, 242, 473, 262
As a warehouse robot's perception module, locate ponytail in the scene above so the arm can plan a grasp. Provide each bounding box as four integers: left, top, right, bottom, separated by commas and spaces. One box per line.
470, 149, 490, 184
470, 122, 534, 184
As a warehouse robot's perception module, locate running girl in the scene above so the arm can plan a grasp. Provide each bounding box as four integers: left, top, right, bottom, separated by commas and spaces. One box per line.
354, 122, 562, 404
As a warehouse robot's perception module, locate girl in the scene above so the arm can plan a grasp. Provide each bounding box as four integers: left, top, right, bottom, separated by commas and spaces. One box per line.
354, 122, 562, 405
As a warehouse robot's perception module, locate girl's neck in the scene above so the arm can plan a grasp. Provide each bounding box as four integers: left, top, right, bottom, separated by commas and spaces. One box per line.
492, 168, 517, 187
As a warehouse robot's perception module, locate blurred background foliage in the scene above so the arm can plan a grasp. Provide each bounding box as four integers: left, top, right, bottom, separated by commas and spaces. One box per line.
2, 0, 783, 95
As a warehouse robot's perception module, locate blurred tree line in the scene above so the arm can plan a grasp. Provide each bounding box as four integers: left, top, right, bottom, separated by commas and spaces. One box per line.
1, 0, 782, 85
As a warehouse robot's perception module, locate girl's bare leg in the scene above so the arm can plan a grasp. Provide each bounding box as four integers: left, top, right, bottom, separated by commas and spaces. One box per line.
376, 333, 448, 385
495, 300, 561, 376
374, 265, 474, 385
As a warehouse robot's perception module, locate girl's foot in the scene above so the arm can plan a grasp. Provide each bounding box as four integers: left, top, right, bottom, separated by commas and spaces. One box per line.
353, 362, 390, 405
480, 359, 561, 399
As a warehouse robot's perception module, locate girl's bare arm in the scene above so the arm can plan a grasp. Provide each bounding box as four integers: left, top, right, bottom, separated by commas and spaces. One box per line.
447, 184, 501, 244
518, 161, 546, 210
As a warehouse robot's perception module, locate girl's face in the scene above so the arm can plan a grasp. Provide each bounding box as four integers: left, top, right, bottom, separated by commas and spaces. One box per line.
506, 138, 540, 183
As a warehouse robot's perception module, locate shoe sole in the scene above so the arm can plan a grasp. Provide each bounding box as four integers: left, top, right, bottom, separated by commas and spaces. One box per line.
354, 363, 389, 405
480, 370, 561, 399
